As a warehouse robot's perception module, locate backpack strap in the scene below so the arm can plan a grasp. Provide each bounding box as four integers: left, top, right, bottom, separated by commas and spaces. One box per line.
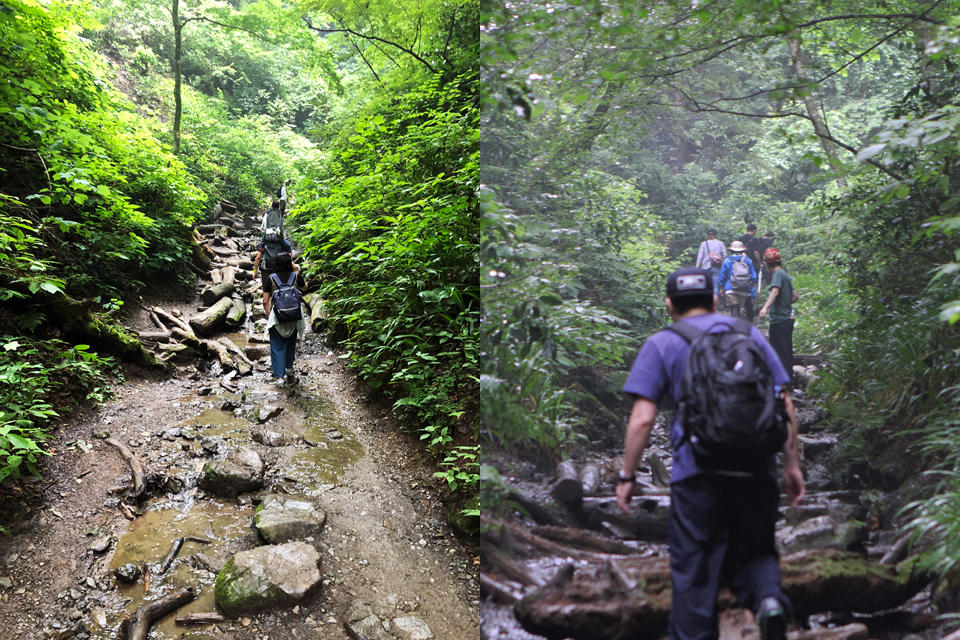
729, 317, 752, 336
666, 317, 752, 343
285, 272, 297, 287
270, 273, 282, 289
665, 319, 705, 344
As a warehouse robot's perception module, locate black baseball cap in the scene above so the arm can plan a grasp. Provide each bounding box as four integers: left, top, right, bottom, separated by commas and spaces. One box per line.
666, 267, 713, 299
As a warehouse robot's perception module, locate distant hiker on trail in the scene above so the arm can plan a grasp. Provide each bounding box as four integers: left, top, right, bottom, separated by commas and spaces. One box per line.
617, 267, 804, 640
739, 223, 759, 255
718, 240, 758, 322
263, 251, 306, 387
758, 247, 798, 376
260, 199, 284, 235
253, 204, 293, 291
277, 178, 291, 213
695, 228, 726, 293
754, 232, 775, 289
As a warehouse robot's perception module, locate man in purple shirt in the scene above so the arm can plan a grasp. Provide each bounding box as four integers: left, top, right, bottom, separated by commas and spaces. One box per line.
616, 267, 805, 639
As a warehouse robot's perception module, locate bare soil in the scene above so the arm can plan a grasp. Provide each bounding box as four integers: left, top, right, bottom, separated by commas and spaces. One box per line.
0, 293, 480, 639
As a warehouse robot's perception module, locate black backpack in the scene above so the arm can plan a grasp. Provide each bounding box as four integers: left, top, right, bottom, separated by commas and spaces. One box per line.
276, 186, 283, 199
270, 272, 303, 322
666, 318, 786, 470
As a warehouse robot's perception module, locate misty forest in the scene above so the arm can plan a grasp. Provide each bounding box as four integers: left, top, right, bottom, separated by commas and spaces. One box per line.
480, 1, 960, 639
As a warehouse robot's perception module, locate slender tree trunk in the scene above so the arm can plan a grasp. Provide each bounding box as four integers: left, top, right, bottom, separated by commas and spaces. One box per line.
789, 37, 846, 190
172, 0, 183, 155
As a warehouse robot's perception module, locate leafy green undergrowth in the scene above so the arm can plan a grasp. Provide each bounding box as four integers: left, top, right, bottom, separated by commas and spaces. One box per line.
0, 336, 116, 484
293, 73, 479, 498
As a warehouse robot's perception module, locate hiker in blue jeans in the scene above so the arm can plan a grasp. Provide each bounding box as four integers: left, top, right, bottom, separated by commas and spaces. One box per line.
616, 267, 805, 639
262, 252, 306, 386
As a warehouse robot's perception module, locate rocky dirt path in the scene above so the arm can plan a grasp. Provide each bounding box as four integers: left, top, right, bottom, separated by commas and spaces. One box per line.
0, 209, 480, 640
480, 382, 957, 640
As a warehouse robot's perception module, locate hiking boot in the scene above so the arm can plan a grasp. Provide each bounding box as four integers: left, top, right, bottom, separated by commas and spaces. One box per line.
274, 377, 286, 387
285, 368, 298, 385
757, 596, 787, 640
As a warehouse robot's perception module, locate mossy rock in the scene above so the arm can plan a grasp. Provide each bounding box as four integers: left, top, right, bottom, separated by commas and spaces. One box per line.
446, 494, 480, 538
214, 542, 322, 616
783, 549, 926, 615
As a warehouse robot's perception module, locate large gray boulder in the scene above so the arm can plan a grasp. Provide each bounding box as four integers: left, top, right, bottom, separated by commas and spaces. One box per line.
214, 541, 322, 615
199, 447, 264, 497
254, 494, 327, 544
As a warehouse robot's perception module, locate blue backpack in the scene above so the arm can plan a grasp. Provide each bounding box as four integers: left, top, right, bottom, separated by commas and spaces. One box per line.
270, 273, 302, 322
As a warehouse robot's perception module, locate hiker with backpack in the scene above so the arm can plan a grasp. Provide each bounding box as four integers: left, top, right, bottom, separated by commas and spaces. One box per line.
758, 247, 798, 376
263, 252, 306, 386
695, 228, 726, 293
616, 267, 804, 639
260, 200, 284, 235
277, 179, 291, 213
254, 201, 292, 288
718, 240, 758, 322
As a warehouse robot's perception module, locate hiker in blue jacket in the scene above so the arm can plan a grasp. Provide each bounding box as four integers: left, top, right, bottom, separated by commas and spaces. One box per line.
718, 240, 758, 322
616, 267, 804, 639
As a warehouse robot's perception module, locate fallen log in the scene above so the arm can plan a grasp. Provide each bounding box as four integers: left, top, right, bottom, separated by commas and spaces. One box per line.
304, 293, 328, 333
217, 336, 254, 374
209, 245, 240, 257
106, 438, 146, 499
551, 460, 583, 506
189, 297, 234, 336
137, 330, 172, 343
225, 297, 246, 328
530, 525, 640, 555
191, 230, 213, 272
580, 463, 602, 496
582, 495, 671, 542
484, 541, 544, 587
120, 586, 195, 640
480, 572, 523, 605
175, 612, 226, 626
646, 453, 670, 487
506, 488, 572, 527
502, 521, 630, 561
200, 267, 236, 306
209, 267, 224, 286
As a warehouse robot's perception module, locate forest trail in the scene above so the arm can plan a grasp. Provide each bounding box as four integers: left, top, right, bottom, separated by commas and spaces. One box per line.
0, 209, 481, 639
480, 382, 957, 640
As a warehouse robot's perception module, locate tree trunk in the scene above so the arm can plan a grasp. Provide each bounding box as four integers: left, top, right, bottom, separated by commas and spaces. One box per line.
188, 297, 234, 336
551, 460, 583, 506
201, 266, 236, 306
225, 297, 246, 327
172, 0, 183, 155
789, 37, 847, 190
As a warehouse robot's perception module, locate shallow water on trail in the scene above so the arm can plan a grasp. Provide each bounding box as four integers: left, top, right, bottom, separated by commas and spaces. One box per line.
90, 389, 364, 638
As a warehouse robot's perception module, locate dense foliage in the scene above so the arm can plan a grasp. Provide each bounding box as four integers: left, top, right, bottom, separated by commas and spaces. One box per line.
481, 0, 960, 588
294, 72, 479, 464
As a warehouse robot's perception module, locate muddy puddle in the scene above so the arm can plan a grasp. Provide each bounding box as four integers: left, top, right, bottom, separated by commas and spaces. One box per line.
91, 389, 364, 638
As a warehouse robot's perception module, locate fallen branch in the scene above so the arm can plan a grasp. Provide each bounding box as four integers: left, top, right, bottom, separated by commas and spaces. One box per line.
480, 572, 523, 605
175, 612, 226, 625
120, 586, 195, 640
106, 438, 145, 499
159, 537, 184, 574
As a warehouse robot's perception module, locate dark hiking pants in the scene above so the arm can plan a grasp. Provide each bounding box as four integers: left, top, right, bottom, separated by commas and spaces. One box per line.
768, 319, 794, 377
668, 474, 790, 639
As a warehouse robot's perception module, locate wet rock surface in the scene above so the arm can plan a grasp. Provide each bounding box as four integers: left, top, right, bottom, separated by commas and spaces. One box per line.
214, 541, 322, 615
199, 447, 265, 497
253, 494, 327, 544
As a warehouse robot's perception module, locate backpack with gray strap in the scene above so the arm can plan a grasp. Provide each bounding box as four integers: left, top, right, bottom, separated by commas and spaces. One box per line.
666, 318, 786, 471
730, 257, 753, 292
